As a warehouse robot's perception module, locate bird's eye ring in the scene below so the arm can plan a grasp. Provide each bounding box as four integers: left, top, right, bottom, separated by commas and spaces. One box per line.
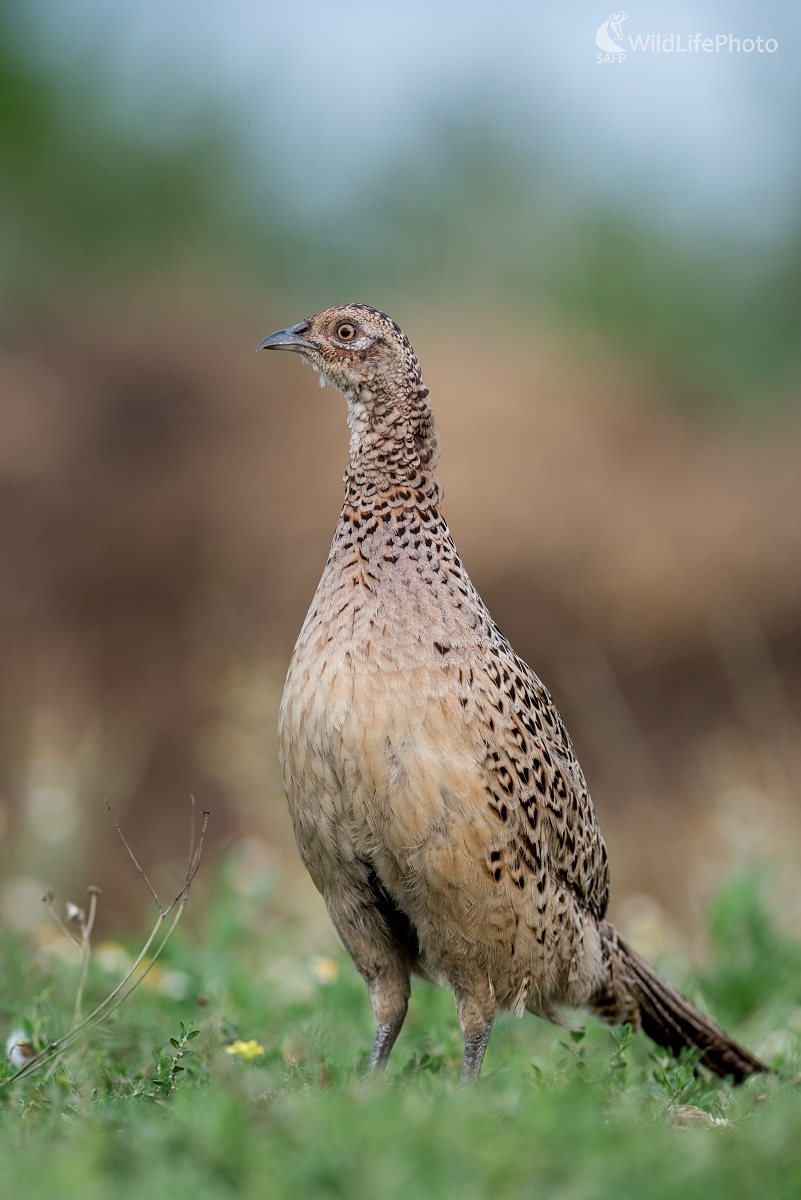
336, 323, 357, 341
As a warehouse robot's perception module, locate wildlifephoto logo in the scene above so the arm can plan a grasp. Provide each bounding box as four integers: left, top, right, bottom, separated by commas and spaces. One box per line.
595, 11, 779, 63
596, 11, 628, 61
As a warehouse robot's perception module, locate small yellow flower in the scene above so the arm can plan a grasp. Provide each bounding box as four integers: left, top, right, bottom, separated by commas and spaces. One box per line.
224, 1038, 265, 1061
312, 956, 338, 985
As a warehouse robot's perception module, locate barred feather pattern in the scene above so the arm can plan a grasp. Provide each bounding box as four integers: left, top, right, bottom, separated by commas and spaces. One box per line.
268, 303, 767, 1081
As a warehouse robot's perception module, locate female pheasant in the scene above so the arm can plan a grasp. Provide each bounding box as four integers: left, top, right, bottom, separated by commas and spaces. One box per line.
259, 304, 765, 1082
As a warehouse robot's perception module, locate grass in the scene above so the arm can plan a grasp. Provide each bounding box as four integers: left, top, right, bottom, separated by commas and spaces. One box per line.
1, 864, 800, 1199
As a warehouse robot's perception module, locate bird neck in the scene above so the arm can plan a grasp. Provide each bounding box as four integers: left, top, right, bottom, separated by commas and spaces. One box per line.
343, 380, 442, 509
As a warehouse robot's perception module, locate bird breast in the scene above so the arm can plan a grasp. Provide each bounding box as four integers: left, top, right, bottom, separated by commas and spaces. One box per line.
278, 509, 490, 864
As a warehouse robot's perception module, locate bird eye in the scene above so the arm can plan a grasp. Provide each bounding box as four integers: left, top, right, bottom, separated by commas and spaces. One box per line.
336, 323, 357, 341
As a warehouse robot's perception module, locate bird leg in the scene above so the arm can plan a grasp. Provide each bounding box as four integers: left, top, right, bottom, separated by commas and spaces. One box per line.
368, 1007, 407, 1073
461, 1020, 494, 1083
455, 977, 496, 1083
324, 878, 412, 1075
364, 966, 410, 1074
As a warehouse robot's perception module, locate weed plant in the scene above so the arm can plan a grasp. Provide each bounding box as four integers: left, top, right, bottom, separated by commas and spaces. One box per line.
1, 865, 799, 1199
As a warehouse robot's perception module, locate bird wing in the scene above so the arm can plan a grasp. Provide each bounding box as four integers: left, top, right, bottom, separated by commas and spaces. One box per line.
473, 633, 610, 922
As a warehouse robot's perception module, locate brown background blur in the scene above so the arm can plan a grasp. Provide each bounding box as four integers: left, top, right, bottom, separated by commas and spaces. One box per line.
2, 293, 800, 951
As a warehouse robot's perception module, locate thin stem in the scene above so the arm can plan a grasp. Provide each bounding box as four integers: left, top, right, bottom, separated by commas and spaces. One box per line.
1, 802, 209, 1090
72, 888, 100, 1030
105, 800, 163, 915
42, 892, 81, 948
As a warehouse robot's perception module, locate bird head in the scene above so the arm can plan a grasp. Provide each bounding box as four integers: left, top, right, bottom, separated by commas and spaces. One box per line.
257, 303, 424, 401
259, 303, 438, 488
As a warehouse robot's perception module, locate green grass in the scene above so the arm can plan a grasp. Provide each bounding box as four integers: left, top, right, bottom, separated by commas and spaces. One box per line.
1, 867, 800, 1200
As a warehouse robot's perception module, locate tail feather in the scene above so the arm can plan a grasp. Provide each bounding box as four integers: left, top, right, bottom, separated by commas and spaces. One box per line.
597, 921, 767, 1084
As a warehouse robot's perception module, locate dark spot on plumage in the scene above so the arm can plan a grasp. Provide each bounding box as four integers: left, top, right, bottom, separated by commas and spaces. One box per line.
487, 797, 509, 823
498, 769, 514, 796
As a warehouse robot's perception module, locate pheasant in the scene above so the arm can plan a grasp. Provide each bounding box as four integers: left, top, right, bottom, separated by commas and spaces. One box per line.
259, 304, 766, 1083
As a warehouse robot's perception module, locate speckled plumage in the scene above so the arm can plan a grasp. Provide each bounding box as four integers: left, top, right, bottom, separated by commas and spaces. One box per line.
261, 304, 766, 1082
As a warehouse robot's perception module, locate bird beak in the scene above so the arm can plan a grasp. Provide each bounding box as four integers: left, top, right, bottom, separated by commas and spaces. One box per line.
256, 321, 315, 353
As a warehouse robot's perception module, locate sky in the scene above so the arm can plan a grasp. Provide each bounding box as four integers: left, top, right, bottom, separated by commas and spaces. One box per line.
21, 0, 801, 241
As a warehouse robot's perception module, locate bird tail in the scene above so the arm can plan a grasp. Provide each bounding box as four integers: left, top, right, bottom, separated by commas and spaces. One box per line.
593, 920, 767, 1083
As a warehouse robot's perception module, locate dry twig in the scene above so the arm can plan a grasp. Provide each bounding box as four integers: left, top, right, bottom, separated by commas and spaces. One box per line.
2, 797, 208, 1090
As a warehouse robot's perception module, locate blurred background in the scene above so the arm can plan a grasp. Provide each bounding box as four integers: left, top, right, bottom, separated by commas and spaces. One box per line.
1, 0, 800, 959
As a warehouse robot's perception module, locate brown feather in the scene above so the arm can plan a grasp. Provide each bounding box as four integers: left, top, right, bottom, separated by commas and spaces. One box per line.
265, 303, 766, 1082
